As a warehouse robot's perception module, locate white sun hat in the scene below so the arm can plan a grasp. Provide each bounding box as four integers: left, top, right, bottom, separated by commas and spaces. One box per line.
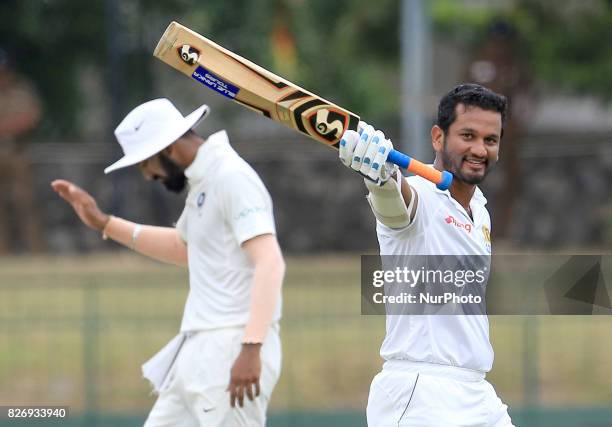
104, 98, 209, 174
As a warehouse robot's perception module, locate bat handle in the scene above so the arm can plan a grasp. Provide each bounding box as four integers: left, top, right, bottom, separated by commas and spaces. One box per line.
387, 149, 453, 191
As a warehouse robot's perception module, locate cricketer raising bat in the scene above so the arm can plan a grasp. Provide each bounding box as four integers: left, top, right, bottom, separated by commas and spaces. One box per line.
153, 21, 453, 190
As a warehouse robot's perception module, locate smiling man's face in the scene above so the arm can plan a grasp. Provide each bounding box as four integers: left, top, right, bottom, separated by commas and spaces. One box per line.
436, 103, 502, 185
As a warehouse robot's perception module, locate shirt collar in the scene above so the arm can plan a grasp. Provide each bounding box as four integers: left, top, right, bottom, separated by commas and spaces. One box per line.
184, 130, 233, 186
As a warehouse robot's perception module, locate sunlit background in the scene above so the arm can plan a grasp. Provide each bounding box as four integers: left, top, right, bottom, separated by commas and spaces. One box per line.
1, 0, 611, 426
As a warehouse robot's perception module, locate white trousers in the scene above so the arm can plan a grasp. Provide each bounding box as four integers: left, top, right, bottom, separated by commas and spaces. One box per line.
144, 326, 281, 427
366, 360, 515, 427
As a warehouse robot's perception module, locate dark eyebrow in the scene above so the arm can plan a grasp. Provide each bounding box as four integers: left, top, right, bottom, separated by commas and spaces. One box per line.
459, 128, 500, 139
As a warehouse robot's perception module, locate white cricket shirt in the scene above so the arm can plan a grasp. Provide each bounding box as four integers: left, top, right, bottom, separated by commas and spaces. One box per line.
377, 175, 494, 372
175, 130, 280, 332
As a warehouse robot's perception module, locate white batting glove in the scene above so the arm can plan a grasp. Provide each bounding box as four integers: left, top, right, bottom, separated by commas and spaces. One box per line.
339, 121, 397, 184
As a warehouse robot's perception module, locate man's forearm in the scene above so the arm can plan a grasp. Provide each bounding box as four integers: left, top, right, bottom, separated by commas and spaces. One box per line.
103, 216, 188, 267
364, 173, 416, 229
242, 258, 285, 343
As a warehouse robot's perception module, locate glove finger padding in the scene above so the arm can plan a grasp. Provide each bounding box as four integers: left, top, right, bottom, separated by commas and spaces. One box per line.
339, 130, 360, 167
368, 138, 394, 183
351, 124, 375, 171
357, 120, 370, 135
360, 130, 386, 176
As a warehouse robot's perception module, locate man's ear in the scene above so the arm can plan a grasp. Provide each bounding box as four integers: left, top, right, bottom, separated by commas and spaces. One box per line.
431, 125, 444, 153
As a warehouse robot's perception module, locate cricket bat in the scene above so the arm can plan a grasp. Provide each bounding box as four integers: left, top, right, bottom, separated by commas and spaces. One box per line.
153, 21, 452, 190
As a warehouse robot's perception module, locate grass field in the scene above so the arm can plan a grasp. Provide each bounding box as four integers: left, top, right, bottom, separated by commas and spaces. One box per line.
0, 253, 611, 416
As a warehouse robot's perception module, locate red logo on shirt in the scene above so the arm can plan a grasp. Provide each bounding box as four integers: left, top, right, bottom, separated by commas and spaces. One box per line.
445, 215, 472, 233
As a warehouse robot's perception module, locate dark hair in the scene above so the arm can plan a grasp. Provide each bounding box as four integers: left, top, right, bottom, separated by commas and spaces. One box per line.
436, 83, 507, 134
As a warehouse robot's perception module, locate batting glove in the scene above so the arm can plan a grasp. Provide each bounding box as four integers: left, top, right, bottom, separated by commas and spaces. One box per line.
339, 121, 398, 185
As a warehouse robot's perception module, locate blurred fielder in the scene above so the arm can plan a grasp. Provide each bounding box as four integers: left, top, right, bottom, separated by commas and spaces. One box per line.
339, 84, 515, 426
51, 98, 284, 427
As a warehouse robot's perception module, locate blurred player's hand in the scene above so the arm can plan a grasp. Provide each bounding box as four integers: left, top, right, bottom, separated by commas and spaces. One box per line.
228, 344, 262, 408
51, 179, 110, 231
339, 121, 397, 184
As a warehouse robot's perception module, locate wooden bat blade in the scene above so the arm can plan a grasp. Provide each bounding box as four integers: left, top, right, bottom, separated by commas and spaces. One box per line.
153, 22, 453, 190
154, 21, 359, 147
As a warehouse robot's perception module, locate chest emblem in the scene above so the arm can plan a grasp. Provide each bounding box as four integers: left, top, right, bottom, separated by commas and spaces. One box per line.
483, 225, 492, 253
195, 192, 207, 218
197, 192, 206, 207
482, 225, 491, 243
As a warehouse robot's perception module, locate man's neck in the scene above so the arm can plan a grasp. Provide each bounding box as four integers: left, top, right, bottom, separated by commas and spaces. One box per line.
432, 159, 476, 212
176, 134, 206, 168
450, 180, 476, 213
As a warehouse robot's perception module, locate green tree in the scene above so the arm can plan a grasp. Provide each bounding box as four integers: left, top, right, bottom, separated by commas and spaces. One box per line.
2, 0, 404, 139
1, 0, 106, 137
432, 0, 612, 98
6, 0, 612, 139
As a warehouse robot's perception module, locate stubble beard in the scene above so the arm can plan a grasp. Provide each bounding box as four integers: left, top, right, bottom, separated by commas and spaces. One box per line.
158, 153, 187, 193
441, 144, 490, 185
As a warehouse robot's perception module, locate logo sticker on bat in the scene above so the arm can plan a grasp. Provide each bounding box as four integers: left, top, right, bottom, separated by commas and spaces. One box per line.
192, 66, 240, 99
304, 108, 349, 142
178, 44, 200, 65
313, 109, 345, 138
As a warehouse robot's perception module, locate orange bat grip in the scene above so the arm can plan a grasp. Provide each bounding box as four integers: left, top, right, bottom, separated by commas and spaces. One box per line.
387, 150, 453, 190
408, 159, 443, 183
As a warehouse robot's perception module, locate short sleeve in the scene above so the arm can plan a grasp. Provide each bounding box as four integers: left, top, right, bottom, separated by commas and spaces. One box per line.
175, 209, 188, 243
218, 169, 276, 245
